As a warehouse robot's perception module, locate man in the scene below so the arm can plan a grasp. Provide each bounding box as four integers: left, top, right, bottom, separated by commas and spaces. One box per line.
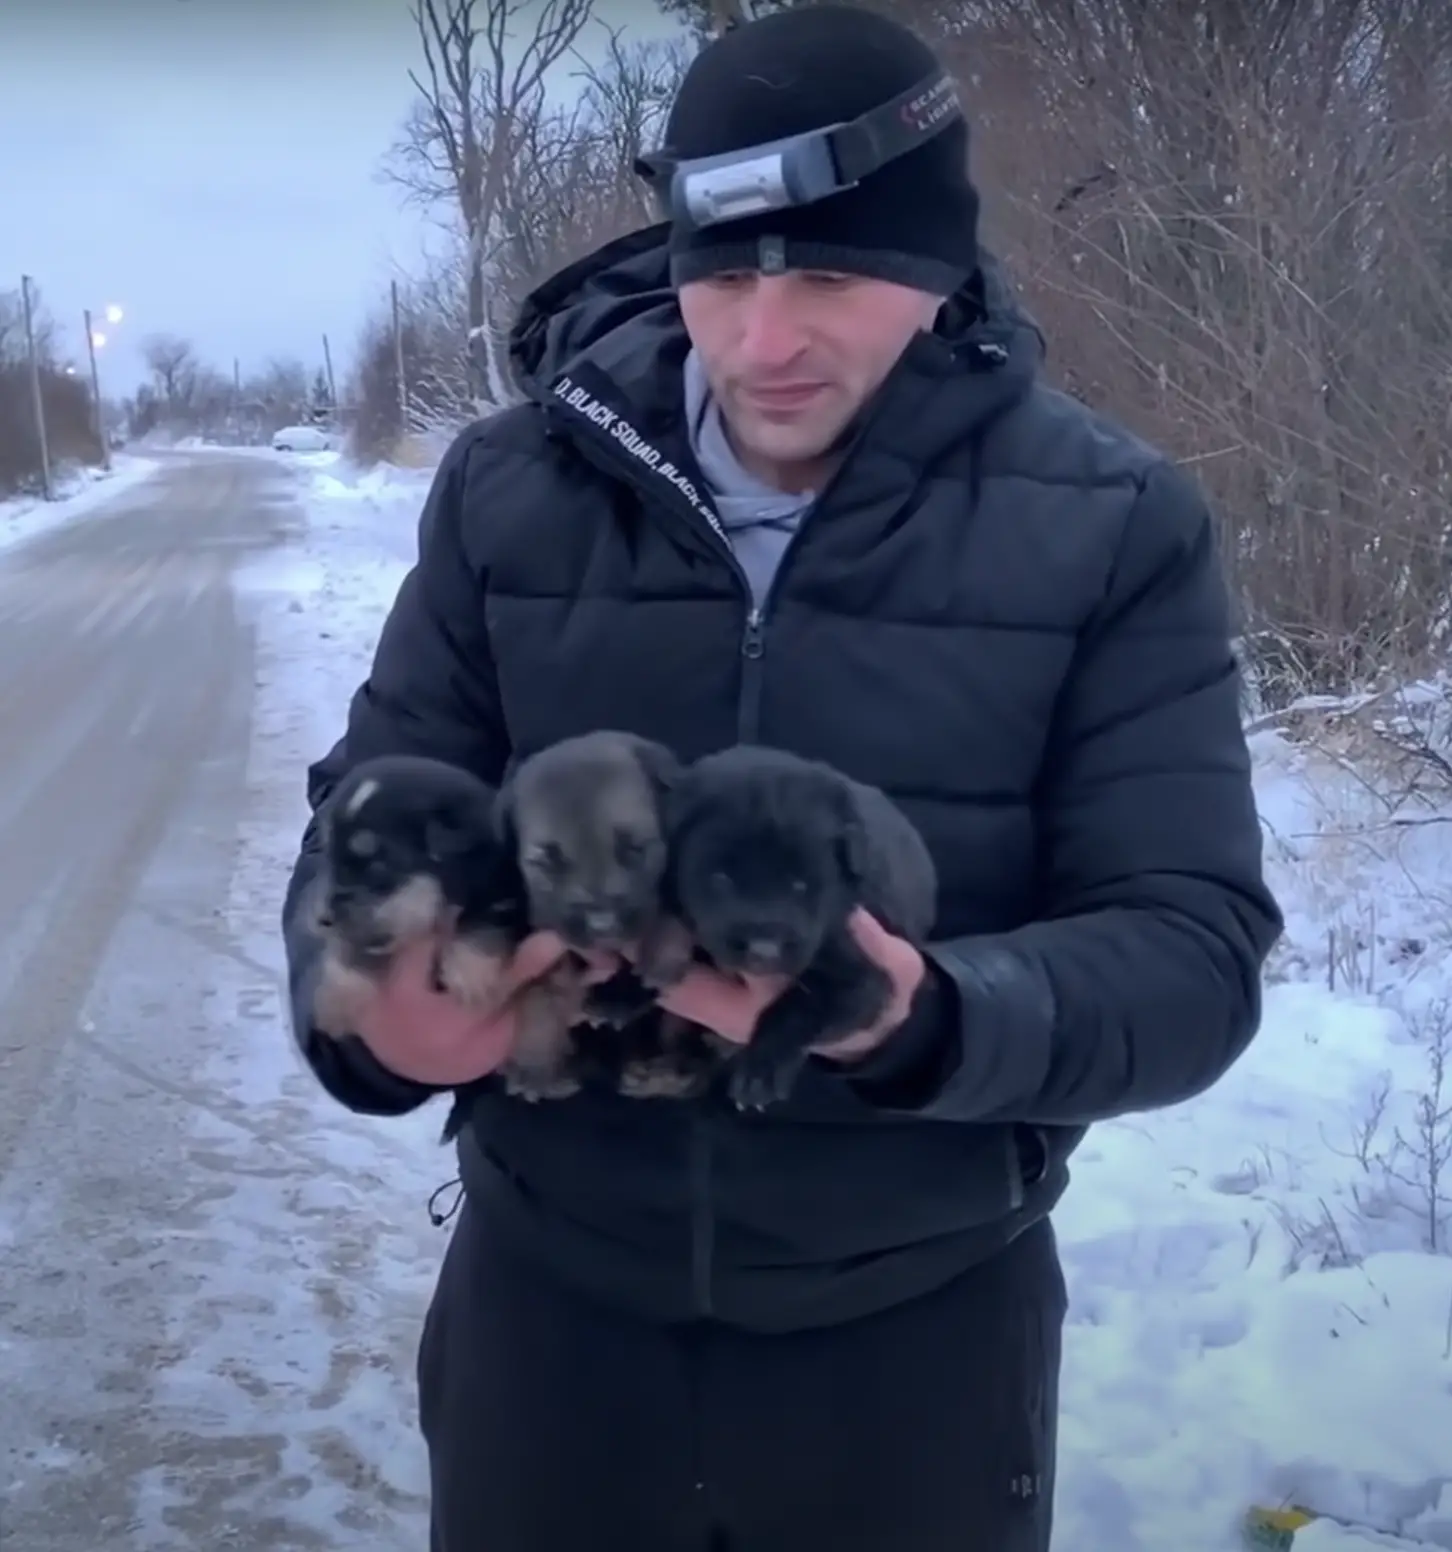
281, 8, 1283, 1550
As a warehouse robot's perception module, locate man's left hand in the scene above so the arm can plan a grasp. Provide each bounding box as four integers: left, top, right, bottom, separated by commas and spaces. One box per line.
655, 908, 926, 1062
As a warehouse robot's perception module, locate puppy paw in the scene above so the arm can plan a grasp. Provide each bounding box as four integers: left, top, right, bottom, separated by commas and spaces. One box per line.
617, 1055, 713, 1100
581, 965, 657, 1028
501, 1065, 582, 1102
726, 1045, 808, 1112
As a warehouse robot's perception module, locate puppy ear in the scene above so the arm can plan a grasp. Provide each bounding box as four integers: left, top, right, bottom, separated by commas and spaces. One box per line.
831, 786, 871, 889
632, 737, 682, 805
492, 779, 519, 853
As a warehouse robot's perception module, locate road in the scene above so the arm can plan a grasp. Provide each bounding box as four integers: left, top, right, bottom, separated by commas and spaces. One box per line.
0, 459, 272, 1181
0, 457, 438, 1550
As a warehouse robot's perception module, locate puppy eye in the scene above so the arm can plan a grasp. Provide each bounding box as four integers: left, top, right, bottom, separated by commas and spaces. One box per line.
615, 834, 646, 863
348, 830, 379, 857
528, 843, 566, 875
709, 870, 732, 893
790, 878, 808, 895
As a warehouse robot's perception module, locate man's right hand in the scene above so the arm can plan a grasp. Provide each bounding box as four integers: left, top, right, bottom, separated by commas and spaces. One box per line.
343, 931, 580, 1087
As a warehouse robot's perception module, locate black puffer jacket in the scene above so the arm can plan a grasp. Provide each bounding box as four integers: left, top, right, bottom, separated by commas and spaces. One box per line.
282, 223, 1282, 1333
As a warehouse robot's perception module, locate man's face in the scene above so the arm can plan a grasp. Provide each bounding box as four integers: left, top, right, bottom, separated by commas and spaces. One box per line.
678, 270, 941, 486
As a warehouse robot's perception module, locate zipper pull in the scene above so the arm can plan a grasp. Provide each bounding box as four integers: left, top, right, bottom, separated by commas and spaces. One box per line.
741, 610, 765, 659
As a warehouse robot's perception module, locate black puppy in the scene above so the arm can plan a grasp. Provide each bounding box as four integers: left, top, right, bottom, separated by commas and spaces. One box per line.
666, 745, 938, 1112
309, 754, 528, 1042
498, 732, 695, 1077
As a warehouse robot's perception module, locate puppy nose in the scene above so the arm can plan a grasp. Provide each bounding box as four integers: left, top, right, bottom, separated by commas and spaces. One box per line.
731, 931, 792, 971
583, 907, 621, 935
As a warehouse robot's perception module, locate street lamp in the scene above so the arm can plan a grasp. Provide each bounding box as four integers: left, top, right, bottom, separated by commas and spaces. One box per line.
83, 302, 123, 471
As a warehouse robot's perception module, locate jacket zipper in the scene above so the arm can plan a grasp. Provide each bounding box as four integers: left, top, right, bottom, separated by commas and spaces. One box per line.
677, 491, 840, 1316
547, 403, 862, 1313
734, 459, 848, 738
544, 406, 754, 1318
734, 427, 861, 734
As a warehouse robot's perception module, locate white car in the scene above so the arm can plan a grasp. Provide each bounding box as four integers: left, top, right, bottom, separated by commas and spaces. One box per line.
271, 424, 333, 452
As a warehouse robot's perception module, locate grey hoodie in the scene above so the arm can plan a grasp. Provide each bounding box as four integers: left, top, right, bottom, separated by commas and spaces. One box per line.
683, 349, 815, 609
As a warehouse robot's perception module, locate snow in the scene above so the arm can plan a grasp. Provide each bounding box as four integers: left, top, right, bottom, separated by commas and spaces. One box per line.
219, 450, 1452, 1550
1053, 716, 1452, 1550
108, 451, 452, 1545
0, 453, 160, 553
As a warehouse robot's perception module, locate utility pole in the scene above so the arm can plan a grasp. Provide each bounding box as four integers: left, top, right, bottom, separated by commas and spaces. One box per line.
83, 307, 111, 472
20, 274, 53, 501
321, 333, 338, 422
391, 278, 407, 436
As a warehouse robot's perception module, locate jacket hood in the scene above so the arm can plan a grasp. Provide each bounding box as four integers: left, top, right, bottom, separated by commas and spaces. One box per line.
508, 221, 1046, 461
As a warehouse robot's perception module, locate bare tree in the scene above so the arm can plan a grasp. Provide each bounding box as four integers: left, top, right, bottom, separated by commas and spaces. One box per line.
957, 0, 1452, 703
116, 344, 321, 447
354, 26, 688, 461
383, 0, 597, 408
0, 286, 59, 366
250, 358, 311, 422
140, 332, 197, 412
493, 30, 688, 300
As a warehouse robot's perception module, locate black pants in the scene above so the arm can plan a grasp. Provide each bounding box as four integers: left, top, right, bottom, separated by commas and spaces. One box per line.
418, 1208, 1066, 1552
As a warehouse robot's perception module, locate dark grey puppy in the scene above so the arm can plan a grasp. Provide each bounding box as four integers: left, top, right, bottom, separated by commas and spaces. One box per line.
497, 730, 697, 1095
308, 754, 529, 1039
665, 744, 938, 1112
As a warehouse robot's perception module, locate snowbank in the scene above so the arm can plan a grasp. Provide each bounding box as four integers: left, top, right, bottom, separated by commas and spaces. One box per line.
229, 455, 1452, 1551
1052, 697, 1452, 1550
0, 454, 160, 555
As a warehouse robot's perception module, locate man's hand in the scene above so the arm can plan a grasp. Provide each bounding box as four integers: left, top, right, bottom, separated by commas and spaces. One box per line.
346, 931, 608, 1087
656, 908, 926, 1062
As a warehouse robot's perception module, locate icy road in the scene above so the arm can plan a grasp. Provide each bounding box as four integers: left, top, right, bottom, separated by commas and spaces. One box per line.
0, 456, 442, 1551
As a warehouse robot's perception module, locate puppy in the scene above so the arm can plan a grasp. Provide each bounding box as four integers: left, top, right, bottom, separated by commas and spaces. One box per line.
500, 730, 691, 984
666, 745, 938, 1112
308, 754, 528, 1041
498, 732, 696, 1095
308, 754, 584, 1126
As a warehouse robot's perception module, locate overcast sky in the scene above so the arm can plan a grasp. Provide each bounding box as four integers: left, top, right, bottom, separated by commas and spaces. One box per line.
0, 0, 673, 397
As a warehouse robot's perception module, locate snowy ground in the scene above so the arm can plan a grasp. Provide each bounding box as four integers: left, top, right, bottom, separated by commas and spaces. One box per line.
166, 453, 453, 1543
0, 454, 161, 555
222, 451, 1451, 1550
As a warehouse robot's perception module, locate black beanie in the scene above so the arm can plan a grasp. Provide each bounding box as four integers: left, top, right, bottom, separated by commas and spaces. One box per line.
657, 5, 979, 295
